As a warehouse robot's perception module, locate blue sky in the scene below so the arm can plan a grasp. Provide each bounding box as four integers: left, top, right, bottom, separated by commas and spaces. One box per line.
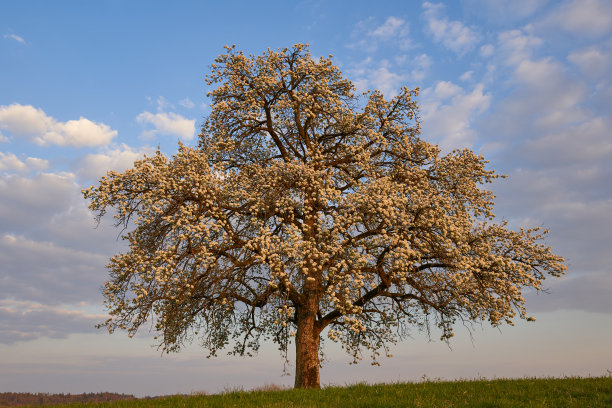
1, 0, 611, 396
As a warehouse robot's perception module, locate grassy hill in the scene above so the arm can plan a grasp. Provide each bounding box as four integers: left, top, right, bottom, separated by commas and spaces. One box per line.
6, 376, 612, 407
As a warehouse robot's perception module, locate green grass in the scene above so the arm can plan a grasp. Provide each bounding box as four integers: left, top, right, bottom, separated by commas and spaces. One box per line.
19, 376, 612, 408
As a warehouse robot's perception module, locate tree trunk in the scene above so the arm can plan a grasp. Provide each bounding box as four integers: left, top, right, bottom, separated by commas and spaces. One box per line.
294, 302, 321, 388
295, 193, 321, 389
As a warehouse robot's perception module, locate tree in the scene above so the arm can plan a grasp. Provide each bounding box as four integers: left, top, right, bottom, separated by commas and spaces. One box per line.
83, 44, 565, 389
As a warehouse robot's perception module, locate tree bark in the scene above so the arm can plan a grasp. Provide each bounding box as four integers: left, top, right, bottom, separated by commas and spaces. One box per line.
294, 190, 322, 389
294, 300, 321, 388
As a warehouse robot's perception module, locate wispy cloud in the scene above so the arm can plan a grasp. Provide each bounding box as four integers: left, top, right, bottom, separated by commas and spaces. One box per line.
460, 70, 474, 82
471, 23, 612, 309
348, 58, 408, 98
463, 0, 549, 23
408, 54, 433, 81
371, 16, 407, 38
347, 53, 432, 98
420, 81, 491, 151
0, 104, 117, 147
3, 33, 26, 44
179, 98, 195, 109
346, 16, 429, 96
479, 44, 495, 58
422, 2, 480, 55
497, 29, 543, 66
349, 16, 412, 52
537, 0, 612, 37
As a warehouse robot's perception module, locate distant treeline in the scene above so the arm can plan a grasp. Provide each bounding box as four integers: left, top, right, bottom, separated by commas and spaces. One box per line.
0, 392, 136, 406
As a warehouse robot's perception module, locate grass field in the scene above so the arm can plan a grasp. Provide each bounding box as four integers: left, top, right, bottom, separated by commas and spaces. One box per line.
14, 376, 612, 407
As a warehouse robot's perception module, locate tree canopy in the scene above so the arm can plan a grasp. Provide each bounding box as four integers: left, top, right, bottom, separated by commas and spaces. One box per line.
83, 44, 565, 388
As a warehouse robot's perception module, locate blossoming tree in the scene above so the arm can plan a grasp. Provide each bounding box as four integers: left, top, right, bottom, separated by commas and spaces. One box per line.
83, 44, 565, 389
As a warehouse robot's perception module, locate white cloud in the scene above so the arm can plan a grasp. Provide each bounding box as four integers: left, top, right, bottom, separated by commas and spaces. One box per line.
0, 160, 130, 255
0, 152, 49, 174
409, 54, 433, 81
137, 111, 196, 140
369, 67, 407, 97
45, 118, 117, 147
472, 27, 612, 305
514, 57, 559, 84
77, 143, 156, 181
425, 81, 463, 102
479, 44, 495, 58
348, 59, 408, 98
482, 32, 596, 138
153, 95, 172, 111
0, 104, 117, 147
525, 116, 612, 166
0, 172, 78, 233
497, 29, 543, 66
179, 98, 195, 109
483, 57, 588, 140
568, 45, 612, 79
539, 0, 612, 37
0, 104, 53, 136
460, 70, 474, 82
348, 53, 431, 98
25, 157, 49, 171
0, 152, 27, 173
513, 58, 588, 129
349, 16, 412, 52
3, 34, 25, 44
422, 2, 480, 55
371, 16, 407, 38
493, 165, 612, 279
464, 0, 549, 22
420, 82, 491, 151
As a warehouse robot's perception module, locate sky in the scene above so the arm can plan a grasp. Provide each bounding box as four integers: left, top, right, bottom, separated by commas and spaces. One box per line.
1, 0, 611, 397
